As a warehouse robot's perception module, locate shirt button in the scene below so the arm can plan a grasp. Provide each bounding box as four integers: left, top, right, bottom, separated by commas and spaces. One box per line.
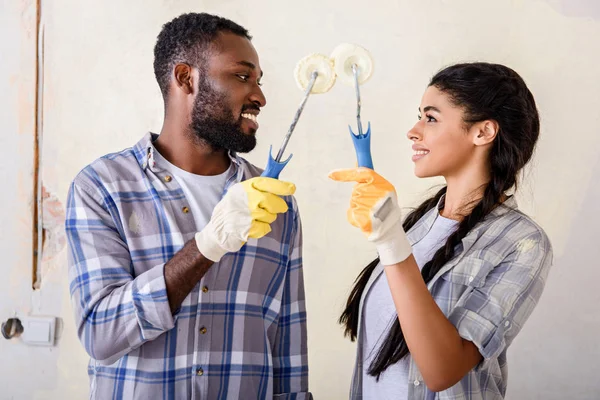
202, 286, 209, 293
196, 368, 204, 376
505, 321, 510, 327
200, 327, 207, 334
414, 380, 420, 386
182, 206, 190, 214
164, 175, 172, 182
468, 276, 474, 283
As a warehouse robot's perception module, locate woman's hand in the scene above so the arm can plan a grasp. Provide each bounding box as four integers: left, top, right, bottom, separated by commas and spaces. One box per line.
329, 167, 412, 265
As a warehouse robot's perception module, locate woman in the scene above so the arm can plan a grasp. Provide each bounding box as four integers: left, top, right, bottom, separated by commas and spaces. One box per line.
329, 62, 552, 399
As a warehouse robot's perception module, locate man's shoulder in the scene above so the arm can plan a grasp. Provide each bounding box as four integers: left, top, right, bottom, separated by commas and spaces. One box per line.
71, 145, 143, 195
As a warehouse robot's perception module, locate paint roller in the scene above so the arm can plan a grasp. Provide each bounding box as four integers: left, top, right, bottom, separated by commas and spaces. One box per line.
261, 53, 336, 179
331, 43, 375, 170
261, 43, 374, 178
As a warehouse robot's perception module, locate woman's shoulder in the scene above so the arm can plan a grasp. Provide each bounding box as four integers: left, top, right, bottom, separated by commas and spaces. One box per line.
479, 203, 553, 264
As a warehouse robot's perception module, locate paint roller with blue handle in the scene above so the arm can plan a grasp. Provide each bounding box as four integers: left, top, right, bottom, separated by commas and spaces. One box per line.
331, 44, 375, 170
261, 54, 337, 179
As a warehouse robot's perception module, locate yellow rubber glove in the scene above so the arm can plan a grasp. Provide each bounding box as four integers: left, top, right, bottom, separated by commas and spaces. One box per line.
329, 168, 412, 265
195, 177, 296, 262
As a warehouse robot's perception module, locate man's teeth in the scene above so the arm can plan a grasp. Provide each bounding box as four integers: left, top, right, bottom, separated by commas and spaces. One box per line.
241, 113, 257, 122
414, 150, 429, 155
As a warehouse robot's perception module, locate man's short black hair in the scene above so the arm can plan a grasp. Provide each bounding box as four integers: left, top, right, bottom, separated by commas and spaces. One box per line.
153, 13, 251, 99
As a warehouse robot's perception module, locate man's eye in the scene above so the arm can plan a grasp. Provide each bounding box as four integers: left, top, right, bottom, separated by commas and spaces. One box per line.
237, 74, 249, 82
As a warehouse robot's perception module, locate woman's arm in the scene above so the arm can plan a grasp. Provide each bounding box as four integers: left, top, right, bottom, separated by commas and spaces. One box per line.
383, 255, 481, 391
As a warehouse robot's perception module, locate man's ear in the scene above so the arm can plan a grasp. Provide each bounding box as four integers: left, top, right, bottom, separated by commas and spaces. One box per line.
173, 63, 194, 95
473, 119, 499, 146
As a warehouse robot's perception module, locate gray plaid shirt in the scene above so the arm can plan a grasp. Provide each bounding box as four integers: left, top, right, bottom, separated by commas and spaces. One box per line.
66, 133, 311, 399
351, 196, 553, 399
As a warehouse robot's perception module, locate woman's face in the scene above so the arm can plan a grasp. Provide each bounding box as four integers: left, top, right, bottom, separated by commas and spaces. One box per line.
406, 85, 485, 179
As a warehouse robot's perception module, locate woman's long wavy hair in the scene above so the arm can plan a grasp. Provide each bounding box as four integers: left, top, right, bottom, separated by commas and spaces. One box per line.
339, 62, 540, 379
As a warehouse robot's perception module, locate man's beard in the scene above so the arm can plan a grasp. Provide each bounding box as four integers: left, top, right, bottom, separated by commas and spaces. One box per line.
189, 76, 257, 153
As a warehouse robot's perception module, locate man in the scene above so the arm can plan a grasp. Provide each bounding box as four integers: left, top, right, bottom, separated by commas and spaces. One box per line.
66, 13, 311, 399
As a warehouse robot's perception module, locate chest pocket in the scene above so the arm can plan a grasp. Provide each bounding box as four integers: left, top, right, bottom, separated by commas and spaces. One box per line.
439, 256, 494, 289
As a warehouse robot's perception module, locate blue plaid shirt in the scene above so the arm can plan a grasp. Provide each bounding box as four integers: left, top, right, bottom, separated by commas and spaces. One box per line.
351, 196, 553, 399
66, 133, 311, 399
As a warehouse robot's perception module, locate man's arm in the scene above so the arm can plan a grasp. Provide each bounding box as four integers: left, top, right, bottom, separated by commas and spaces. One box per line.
67, 181, 192, 365
272, 202, 312, 399
164, 240, 213, 313
163, 176, 298, 312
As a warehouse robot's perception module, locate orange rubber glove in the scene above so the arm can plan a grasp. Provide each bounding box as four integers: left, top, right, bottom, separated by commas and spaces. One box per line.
329, 168, 412, 265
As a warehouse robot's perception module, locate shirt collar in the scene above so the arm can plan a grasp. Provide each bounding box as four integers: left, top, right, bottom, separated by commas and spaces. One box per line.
133, 132, 243, 176
407, 192, 519, 244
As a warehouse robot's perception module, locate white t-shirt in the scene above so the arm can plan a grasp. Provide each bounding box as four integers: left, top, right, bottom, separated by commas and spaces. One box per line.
152, 148, 232, 231
361, 214, 458, 399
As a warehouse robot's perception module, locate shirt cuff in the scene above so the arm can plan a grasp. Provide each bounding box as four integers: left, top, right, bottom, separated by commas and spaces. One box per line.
450, 307, 509, 369
131, 263, 176, 338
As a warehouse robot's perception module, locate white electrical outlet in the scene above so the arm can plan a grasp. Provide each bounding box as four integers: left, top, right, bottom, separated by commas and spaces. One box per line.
20, 315, 56, 346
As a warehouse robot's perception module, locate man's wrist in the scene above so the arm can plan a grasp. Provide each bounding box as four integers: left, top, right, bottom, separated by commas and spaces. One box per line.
195, 228, 226, 263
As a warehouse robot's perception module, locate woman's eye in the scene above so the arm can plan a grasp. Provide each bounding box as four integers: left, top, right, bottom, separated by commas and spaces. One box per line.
426, 115, 436, 123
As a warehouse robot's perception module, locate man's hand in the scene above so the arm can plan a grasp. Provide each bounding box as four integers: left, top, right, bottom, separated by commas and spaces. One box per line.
195, 177, 296, 262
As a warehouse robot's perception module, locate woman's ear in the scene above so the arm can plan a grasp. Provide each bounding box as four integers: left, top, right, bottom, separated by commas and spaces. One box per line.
473, 120, 499, 146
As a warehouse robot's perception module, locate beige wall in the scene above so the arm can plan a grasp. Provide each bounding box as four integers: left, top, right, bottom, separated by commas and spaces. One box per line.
2, 0, 599, 398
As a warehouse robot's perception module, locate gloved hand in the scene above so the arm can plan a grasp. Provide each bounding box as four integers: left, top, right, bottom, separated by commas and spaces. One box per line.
195, 177, 296, 262
329, 168, 412, 265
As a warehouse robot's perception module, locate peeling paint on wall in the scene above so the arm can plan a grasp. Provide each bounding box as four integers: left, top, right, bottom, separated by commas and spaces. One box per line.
41, 186, 66, 265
